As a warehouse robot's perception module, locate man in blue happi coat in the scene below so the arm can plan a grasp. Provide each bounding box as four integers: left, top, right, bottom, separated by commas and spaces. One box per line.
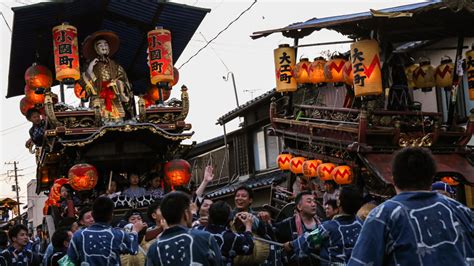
68, 197, 145, 265
202, 200, 254, 265
348, 147, 474, 266
146, 191, 222, 266
0, 224, 41, 266
285, 186, 363, 265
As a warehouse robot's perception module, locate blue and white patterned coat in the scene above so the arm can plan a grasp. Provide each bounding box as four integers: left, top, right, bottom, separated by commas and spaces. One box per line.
67, 223, 139, 265
348, 191, 474, 266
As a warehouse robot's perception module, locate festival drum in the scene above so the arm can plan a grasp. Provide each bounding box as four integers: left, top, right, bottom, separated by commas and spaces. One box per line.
135, 195, 154, 208
113, 196, 133, 208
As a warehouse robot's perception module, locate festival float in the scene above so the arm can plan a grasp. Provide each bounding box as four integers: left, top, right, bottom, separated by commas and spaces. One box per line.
6, 1, 210, 226
252, 1, 474, 207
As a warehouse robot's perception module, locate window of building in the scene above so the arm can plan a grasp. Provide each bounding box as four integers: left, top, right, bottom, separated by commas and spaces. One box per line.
252, 126, 282, 171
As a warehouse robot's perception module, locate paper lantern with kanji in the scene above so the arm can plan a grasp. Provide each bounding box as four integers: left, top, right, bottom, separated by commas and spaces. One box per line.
413, 58, 435, 91
24, 64, 53, 89
309, 57, 327, 84
74, 83, 87, 100
317, 163, 336, 181
24, 85, 45, 104
52, 23, 80, 83
147, 85, 171, 102
164, 159, 191, 187
465, 48, 474, 100
20, 97, 36, 116
302, 159, 322, 179
293, 58, 312, 84
68, 163, 98, 191
324, 55, 346, 84
435, 56, 454, 88
405, 63, 419, 89
274, 44, 297, 92
289, 157, 306, 174
350, 39, 382, 97
170, 67, 180, 87
343, 61, 354, 85
441, 176, 459, 186
277, 153, 293, 171
148, 27, 174, 85
331, 165, 353, 185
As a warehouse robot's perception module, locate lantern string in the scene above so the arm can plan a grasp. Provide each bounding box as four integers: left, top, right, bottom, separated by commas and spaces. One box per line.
177, 0, 258, 70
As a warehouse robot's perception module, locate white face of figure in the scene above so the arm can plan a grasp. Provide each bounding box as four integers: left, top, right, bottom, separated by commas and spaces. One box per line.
95, 39, 110, 56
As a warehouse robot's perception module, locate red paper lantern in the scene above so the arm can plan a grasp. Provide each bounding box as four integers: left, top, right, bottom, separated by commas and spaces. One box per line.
290, 157, 306, 174
24, 85, 45, 104
74, 83, 87, 99
68, 163, 98, 191
309, 57, 327, 84
170, 67, 180, 87
317, 163, 336, 181
24, 64, 53, 89
52, 23, 80, 83
20, 97, 36, 116
324, 55, 346, 83
331, 165, 353, 185
302, 159, 322, 179
293, 58, 312, 84
277, 153, 293, 171
147, 85, 171, 102
148, 27, 174, 85
164, 159, 191, 187
435, 56, 454, 88
441, 176, 459, 186
343, 61, 354, 85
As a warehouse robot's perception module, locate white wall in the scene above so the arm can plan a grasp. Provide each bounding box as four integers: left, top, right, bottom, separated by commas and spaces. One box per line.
27, 180, 48, 228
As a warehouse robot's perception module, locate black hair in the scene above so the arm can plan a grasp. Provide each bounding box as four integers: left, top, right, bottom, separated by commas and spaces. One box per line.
160, 191, 191, 225
51, 229, 70, 250
0, 231, 8, 248
57, 217, 77, 231
392, 147, 436, 190
78, 207, 92, 223
8, 224, 28, 241
325, 199, 338, 210
26, 108, 40, 119
124, 209, 142, 222
338, 186, 363, 216
294, 190, 313, 206
36, 225, 42, 230
234, 185, 254, 199
92, 197, 114, 223
147, 200, 161, 222
324, 180, 338, 188
208, 201, 231, 226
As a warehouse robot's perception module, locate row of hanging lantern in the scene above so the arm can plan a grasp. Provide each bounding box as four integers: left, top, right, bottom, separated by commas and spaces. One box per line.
273, 39, 383, 98
405, 56, 455, 92
277, 153, 353, 185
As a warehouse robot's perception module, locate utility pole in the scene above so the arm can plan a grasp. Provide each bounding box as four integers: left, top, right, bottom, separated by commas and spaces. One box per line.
5, 161, 21, 222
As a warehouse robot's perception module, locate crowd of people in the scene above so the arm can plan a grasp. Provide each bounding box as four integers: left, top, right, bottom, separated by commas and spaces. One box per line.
0, 147, 472, 265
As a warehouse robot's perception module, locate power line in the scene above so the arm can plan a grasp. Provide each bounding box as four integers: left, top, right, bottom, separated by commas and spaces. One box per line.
0, 12, 11, 32
198, 32, 230, 72
0, 122, 28, 133
177, 0, 257, 70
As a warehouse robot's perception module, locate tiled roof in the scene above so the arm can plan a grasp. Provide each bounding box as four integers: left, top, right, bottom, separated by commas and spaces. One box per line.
217, 89, 276, 125
205, 169, 288, 198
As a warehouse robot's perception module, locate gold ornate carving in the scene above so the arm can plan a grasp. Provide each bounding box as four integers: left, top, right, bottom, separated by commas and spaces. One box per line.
399, 133, 433, 147
61, 124, 192, 147
44, 92, 62, 127
175, 85, 189, 121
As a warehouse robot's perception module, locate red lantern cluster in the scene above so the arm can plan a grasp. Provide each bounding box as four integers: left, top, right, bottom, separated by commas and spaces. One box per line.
68, 163, 98, 191
164, 159, 191, 187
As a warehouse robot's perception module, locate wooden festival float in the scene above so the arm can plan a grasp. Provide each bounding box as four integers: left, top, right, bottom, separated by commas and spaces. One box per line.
6, 0, 210, 225
252, 1, 474, 206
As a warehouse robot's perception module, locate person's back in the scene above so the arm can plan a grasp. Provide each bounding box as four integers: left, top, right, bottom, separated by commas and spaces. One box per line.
67, 197, 144, 265
350, 191, 473, 265
349, 147, 474, 266
146, 191, 221, 266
